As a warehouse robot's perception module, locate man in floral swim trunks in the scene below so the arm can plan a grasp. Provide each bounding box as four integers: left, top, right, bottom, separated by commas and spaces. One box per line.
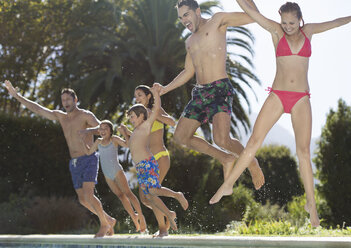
154, 0, 265, 191
183, 78, 234, 124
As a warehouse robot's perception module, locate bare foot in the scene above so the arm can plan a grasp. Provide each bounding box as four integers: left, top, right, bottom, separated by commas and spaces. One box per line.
165, 216, 170, 231
176, 192, 189, 210
138, 214, 147, 233
152, 230, 169, 238
304, 203, 310, 213
131, 214, 140, 232
305, 203, 320, 227
168, 211, 178, 231
94, 224, 110, 238
247, 161, 265, 190
222, 154, 237, 181
106, 217, 116, 236
209, 181, 233, 204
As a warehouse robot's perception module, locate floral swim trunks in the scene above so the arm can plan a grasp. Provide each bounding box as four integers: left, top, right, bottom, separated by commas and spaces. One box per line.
135, 156, 161, 194
182, 78, 235, 124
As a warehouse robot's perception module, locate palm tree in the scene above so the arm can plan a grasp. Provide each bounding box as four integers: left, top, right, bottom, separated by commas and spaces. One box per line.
36, 0, 259, 140
45, 0, 129, 118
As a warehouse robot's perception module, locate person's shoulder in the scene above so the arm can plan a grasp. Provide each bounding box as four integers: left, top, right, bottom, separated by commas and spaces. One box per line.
301, 24, 313, 34
111, 135, 122, 145
79, 108, 96, 118
53, 109, 66, 119
211, 11, 234, 22
212, 12, 225, 20
53, 109, 66, 115
185, 33, 194, 45
79, 108, 93, 115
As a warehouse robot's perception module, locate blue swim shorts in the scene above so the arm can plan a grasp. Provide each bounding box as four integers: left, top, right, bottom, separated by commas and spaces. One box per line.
135, 156, 161, 195
69, 152, 99, 189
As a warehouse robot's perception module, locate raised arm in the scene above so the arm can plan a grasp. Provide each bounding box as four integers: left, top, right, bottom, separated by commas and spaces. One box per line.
147, 87, 161, 125
78, 112, 100, 138
156, 51, 195, 96
111, 135, 128, 148
4, 80, 60, 121
81, 137, 100, 155
236, 0, 281, 37
156, 108, 176, 127
216, 0, 259, 27
305, 16, 351, 35
85, 111, 100, 128
118, 124, 131, 145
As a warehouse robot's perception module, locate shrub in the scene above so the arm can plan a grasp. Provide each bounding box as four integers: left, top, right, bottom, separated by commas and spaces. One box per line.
0, 193, 93, 234
25, 196, 91, 233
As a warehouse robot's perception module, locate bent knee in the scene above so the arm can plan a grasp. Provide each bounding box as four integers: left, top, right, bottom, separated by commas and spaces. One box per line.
78, 197, 86, 206
213, 135, 229, 149
139, 192, 149, 205
145, 194, 153, 201
124, 191, 134, 199
148, 188, 158, 195
117, 193, 127, 200
173, 131, 189, 147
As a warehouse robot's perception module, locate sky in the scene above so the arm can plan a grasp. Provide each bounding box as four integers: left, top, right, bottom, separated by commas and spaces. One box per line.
204, 0, 351, 139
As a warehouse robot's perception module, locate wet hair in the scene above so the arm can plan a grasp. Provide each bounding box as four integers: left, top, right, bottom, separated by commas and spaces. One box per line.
135, 85, 154, 109
61, 88, 77, 100
100, 120, 114, 137
176, 0, 199, 11
127, 104, 148, 121
279, 2, 304, 27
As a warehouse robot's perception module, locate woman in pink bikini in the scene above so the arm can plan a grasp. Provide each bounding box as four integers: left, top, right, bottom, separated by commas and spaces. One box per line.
210, 1, 351, 227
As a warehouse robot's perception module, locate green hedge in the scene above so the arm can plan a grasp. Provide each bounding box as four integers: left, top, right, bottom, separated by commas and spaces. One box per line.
0, 113, 73, 200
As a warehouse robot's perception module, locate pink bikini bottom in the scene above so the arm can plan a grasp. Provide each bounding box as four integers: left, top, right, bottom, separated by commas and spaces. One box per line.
267, 87, 310, 113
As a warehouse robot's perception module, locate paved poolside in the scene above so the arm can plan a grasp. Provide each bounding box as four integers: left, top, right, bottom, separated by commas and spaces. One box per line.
1, 234, 351, 247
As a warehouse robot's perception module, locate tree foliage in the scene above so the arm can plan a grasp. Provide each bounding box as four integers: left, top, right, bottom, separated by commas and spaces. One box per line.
159, 142, 259, 233
0, 113, 261, 233
1, 0, 259, 139
239, 145, 304, 207
314, 99, 351, 226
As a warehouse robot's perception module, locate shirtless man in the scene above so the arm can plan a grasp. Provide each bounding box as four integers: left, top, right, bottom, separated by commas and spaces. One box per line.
154, 0, 264, 189
4, 80, 115, 238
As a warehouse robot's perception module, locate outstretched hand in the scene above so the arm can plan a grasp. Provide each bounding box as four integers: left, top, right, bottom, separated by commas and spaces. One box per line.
118, 124, 128, 135
152, 82, 165, 96
4, 80, 19, 98
77, 129, 88, 140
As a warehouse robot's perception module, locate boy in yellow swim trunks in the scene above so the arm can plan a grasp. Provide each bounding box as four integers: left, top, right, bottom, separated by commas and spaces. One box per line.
120, 86, 188, 231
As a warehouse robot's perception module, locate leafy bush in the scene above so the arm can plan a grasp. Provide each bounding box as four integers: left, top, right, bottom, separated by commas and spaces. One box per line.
0, 193, 93, 234
0, 194, 33, 234
240, 145, 304, 207
286, 191, 332, 227
164, 143, 260, 233
225, 219, 351, 236
25, 196, 91, 234
243, 201, 288, 224
314, 99, 351, 226
0, 114, 72, 200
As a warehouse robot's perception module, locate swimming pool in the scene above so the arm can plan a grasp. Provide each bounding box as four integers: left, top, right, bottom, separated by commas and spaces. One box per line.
1, 235, 350, 248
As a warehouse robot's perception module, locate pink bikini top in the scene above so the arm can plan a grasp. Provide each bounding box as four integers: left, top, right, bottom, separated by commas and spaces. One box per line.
276, 29, 311, 57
